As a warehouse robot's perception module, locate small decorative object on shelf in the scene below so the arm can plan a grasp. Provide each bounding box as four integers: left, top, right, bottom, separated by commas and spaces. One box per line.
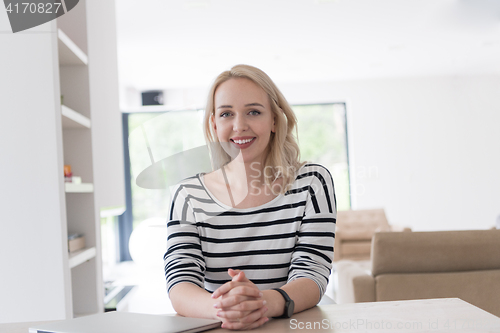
64, 165, 72, 182
68, 233, 85, 253
71, 176, 82, 184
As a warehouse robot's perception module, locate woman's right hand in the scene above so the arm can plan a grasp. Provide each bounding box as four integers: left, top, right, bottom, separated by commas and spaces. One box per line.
212, 269, 269, 330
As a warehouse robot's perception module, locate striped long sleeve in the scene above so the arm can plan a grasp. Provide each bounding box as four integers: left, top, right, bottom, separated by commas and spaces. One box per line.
164, 178, 206, 292
288, 164, 336, 297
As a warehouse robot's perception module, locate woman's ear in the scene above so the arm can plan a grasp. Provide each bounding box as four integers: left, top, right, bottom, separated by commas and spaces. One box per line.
271, 116, 276, 133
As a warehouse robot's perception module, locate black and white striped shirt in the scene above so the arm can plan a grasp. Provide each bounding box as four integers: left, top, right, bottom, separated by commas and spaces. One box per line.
164, 163, 336, 297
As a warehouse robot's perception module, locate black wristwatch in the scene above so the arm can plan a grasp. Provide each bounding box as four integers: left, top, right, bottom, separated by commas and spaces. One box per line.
272, 288, 295, 318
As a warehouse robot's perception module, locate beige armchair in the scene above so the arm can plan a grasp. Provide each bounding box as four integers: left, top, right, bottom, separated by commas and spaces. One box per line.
349, 229, 500, 317
334, 209, 409, 261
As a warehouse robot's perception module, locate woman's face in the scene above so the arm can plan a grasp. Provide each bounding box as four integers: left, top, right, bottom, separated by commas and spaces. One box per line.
212, 78, 275, 165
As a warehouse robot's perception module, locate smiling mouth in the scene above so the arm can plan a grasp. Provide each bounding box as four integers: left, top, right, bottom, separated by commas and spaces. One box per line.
231, 137, 255, 144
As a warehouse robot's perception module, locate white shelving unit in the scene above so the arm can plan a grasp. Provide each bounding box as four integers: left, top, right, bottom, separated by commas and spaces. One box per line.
0, 0, 124, 323
57, 0, 102, 318
53, 0, 126, 319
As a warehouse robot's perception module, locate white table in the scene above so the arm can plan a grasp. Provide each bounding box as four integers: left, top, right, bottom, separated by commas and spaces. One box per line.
212, 298, 500, 333
1, 298, 499, 333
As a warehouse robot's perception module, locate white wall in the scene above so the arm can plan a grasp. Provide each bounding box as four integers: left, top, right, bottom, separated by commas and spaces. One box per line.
0, 18, 70, 323
280, 75, 500, 231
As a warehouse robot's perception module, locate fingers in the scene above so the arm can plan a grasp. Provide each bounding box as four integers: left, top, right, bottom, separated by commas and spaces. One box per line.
215, 294, 266, 309
220, 306, 269, 330
217, 309, 252, 322
212, 282, 262, 300
216, 299, 267, 314
212, 269, 254, 299
233, 271, 250, 283
242, 317, 270, 330
240, 306, 268, 325
213, 270, 270, 330
229, 269, 249, 283
228, 268, 240, 279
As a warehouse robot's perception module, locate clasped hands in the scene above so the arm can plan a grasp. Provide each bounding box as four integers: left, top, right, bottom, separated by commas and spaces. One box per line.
211, 269, 269, 330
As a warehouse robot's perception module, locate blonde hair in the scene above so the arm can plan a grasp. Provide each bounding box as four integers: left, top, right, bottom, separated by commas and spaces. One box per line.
203, 64, 304, 194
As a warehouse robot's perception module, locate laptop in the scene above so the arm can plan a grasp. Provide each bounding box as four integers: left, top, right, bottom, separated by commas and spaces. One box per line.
29, 311, 221, 333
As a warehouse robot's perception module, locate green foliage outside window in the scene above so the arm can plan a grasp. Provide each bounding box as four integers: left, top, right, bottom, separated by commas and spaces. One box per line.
293, 104, 350, 211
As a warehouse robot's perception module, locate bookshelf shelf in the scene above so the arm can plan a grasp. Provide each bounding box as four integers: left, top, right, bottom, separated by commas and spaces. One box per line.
65, 183, 94, 193
61, 105, 91, 129
69, 247, 96, 269
57, 29, 88, 66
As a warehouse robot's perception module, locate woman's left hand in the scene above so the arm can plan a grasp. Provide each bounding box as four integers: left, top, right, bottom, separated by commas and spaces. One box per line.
212, 269, 269, 330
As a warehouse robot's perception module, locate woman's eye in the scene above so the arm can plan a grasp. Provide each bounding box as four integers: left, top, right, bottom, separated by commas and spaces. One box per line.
220, 112, 231, 118
249, 110, 261, 116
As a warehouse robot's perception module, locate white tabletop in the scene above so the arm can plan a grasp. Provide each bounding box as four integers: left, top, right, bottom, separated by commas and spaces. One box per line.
211, 298, 500, 333
1, 298, 499, 333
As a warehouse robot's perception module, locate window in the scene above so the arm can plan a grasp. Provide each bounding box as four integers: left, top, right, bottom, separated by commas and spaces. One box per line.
293, 103, 350, 211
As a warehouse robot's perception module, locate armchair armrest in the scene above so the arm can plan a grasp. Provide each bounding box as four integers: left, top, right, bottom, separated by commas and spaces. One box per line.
353, 274, 376, 302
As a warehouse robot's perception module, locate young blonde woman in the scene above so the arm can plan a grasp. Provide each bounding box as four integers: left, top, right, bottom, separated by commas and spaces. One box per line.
164, 65, 336, 330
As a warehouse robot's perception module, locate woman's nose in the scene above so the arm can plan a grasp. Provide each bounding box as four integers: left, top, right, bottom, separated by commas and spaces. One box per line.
233, 114, 248, 132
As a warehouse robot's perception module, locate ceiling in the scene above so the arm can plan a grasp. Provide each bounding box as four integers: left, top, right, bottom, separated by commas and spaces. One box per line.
115, 0, 500, 91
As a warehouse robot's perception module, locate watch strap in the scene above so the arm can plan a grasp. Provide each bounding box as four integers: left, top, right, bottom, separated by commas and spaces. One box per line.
272, 288, 292, 318
273, 288, 291, 302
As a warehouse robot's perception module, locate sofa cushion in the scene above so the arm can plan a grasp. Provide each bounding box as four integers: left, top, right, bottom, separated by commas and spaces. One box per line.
337, 228, 388, 241
371, 230, 500, 276
336, 209, 390, 241
375, 269, 500, 317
